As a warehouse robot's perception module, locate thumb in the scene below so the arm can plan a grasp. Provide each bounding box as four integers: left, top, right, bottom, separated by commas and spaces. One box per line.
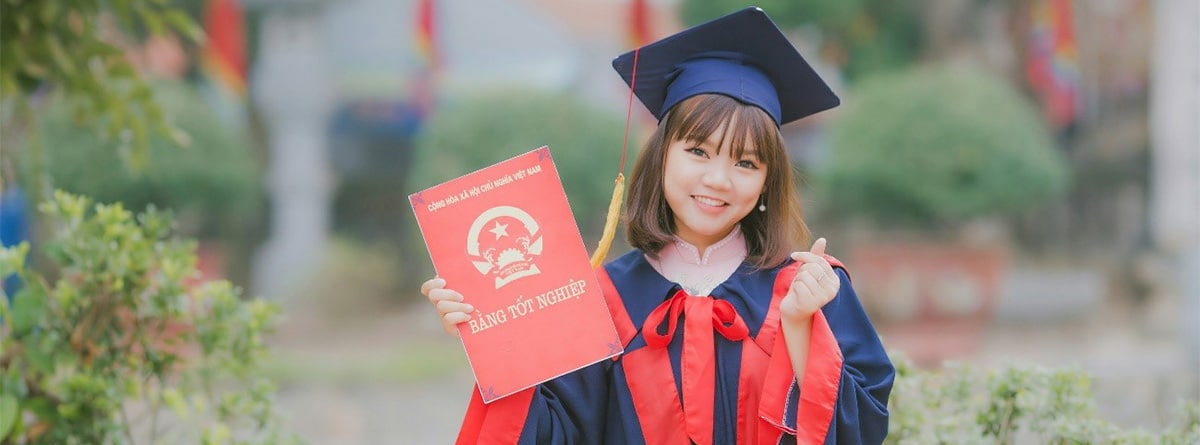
809, 237, 827, 256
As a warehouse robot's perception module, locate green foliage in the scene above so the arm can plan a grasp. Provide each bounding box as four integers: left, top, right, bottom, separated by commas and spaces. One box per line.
410, 88, 628, 242
1, 0, 203, 168
679, 0, 924, 80
18, 81, 260, 236
681, 0, 863, 31
822, 64, 1069, 228
0, 191, 298, 444
888, 353, 1200, 444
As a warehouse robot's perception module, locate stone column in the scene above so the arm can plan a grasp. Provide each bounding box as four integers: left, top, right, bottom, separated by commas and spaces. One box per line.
250, 8, 335, 299
1150, 0, 1200, 386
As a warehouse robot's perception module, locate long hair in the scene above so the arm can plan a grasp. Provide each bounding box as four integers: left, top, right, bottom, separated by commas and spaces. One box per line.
625, 94, 809, 268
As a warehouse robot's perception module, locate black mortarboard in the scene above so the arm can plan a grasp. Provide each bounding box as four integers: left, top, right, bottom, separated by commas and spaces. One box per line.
612, 7, 839, 127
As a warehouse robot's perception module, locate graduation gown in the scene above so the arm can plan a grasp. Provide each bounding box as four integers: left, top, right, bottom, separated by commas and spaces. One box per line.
455, 249, 894, 445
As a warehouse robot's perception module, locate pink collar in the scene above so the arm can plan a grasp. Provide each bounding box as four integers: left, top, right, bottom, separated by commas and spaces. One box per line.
669, 226, 746, 265
646, 226, 747, 295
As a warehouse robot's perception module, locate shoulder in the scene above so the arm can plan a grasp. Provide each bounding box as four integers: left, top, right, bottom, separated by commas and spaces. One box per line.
600, 248, 650, 276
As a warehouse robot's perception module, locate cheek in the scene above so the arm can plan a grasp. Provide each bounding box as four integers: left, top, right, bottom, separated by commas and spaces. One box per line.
662, 159, 695, 191
739, 173, 767, 198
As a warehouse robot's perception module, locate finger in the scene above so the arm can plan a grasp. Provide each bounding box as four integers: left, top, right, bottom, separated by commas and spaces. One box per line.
789, 270, 821, 301
798, 270, 837, 305
427, 288, 463, 304
442, 312, 470, 335
809, 237, 827, 256
793, 251, 831, 269
802, 261, 838, 288
420, 277, 445, 297
436, 299, 474, 315
816, 270, 840, 295
799, 261, 822, 277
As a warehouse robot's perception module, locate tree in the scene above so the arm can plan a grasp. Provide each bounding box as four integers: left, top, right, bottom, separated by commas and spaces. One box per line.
679, 0, 925, 81
21, 80, 261, 238
0, 0, 202, 172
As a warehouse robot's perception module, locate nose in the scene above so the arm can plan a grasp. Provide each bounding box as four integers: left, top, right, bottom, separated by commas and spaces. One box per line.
700, 163, 732, 190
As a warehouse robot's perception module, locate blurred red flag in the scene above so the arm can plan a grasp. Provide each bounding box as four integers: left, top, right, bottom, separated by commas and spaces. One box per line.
628, 0, 651, 47
1026, 0, 1079, 130
415, 0, 440, 71
200, 0, 248, 129
202, 0, 246, 96
412, 0, 439, 117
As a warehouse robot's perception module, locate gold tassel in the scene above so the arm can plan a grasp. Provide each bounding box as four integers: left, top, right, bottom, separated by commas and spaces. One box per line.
589, 173, 625, 268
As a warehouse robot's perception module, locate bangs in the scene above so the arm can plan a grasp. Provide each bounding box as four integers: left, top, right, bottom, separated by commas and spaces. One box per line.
664, 94, 781, 164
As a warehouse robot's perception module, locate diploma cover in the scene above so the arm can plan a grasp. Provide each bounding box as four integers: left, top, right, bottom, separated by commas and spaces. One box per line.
410, 146, 622, 403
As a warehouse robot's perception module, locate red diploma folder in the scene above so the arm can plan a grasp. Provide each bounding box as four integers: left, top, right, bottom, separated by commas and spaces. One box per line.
409, 146, 622, 403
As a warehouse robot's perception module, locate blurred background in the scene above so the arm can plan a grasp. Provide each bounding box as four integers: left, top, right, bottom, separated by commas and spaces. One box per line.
2, 0, 1197, 443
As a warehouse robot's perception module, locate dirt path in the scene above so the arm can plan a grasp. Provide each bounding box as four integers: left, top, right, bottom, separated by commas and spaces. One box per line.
263, 292, 1197, 443
266, 302, 474, 444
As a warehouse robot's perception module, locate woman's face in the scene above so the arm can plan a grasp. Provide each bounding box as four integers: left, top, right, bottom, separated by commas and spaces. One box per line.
662, 120, 767, 251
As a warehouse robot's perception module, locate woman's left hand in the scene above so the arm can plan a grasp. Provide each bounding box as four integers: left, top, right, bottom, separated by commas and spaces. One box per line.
780, 237, 841, 324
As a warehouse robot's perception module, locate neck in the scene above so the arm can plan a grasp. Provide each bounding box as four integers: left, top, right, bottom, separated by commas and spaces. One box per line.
670, 226, 744, 265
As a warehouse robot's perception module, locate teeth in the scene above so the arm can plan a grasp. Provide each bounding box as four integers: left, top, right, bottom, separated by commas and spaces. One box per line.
694, 196, 725, 206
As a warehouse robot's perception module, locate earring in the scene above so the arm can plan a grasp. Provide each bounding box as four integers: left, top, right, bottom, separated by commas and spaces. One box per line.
758, 196, 766, 212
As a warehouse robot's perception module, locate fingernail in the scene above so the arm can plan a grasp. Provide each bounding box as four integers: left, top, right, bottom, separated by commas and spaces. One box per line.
464, 305, 475, 313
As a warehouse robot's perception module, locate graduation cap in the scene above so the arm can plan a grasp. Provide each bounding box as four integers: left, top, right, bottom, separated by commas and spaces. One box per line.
612, 7, 839, 126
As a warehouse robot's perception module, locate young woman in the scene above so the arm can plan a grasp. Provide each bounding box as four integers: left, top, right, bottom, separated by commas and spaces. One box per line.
422, 8, 894, 445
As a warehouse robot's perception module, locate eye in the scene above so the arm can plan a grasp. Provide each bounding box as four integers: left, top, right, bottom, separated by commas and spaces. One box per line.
736, 159, 760, 169
686, 147, 709, 158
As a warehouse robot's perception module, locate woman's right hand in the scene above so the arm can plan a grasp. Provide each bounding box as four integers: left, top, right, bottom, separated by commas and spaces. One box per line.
421, 277, 474, 336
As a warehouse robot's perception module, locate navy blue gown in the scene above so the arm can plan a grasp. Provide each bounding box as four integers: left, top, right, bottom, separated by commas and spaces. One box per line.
456, 249, 894, 445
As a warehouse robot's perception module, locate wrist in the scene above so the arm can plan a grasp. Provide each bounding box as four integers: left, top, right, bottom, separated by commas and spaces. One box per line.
780, 312, 814, 330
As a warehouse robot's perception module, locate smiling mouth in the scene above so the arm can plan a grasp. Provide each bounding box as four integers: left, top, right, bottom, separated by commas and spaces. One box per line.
693, 195, 728, 207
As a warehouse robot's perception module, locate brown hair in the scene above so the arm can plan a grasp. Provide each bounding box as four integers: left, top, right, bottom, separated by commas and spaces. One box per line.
625, 94, 810, 268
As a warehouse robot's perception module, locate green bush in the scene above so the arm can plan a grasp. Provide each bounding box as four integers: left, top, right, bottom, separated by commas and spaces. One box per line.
21, 81, 260, 237
888, 353, 1200, 444
0, 192, 297, 444
679, 0, 923, 81
408, 88, 628, 250
822, 63, 1070, 228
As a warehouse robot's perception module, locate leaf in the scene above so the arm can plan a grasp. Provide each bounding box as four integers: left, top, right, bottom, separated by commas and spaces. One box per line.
0, 242, 29, 278
41, 241, 70, 266
25, 397, 55, 424
16, 13, 30, 35
163, 388, 189, 419
20, 61, 48, 78
38, 0, 60, 26
0, 394, 17, 440
10, 284, 47, 336
2, 367, 26, 398
165, 10, 205, 44
202, 422, 230, 445
46, 35, 75, 76
136, 8, 165, 36
159, 121, 192, 148
25, 337, 54, 375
